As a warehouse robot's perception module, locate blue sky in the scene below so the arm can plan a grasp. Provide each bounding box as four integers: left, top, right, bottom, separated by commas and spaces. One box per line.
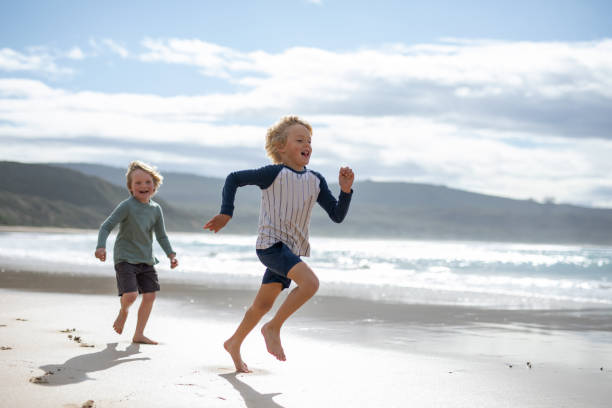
1, 0, 612, 207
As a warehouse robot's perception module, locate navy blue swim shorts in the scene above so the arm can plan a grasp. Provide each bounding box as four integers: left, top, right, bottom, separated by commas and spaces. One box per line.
256, 241, 302, 289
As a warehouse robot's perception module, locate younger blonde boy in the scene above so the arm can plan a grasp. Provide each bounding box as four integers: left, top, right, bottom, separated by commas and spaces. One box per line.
95, 160, 178, 344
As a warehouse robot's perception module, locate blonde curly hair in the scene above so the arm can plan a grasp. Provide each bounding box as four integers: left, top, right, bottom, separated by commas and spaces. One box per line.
125, 160, 163, 193
265, 116, 312, 164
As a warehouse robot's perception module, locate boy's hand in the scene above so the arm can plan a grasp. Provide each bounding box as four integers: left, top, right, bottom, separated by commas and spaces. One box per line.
95, 248, 106, 262
203, 214, 231, 233
339, 166, 354, 193
169, 254, 178, 269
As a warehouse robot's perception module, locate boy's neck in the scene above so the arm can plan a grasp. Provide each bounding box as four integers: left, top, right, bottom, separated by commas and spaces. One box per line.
132, 195, 150, 204
281, 161, 305, 172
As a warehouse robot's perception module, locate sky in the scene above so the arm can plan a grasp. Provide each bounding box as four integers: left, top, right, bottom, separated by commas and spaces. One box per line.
1, 0, 612, 207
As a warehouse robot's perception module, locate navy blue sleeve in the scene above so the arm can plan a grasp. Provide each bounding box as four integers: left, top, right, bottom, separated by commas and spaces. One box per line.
313, 171, 353, 223
220, 164, 283, 216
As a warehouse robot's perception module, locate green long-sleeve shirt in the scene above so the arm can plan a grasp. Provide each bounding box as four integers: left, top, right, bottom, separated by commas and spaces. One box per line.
96, 196, 175, 265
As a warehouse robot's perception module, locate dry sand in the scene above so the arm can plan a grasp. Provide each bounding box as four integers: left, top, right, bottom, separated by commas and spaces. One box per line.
1, 274, 612, 407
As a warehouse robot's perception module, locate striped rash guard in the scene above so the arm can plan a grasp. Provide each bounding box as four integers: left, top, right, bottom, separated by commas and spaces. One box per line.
220, 164, 353, 256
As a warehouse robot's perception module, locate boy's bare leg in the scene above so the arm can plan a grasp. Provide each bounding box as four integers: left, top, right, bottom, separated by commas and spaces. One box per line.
261, 262, 319, 361
132, 292, 158, 344
114, 292, 138, 334
224, 283, 283, 372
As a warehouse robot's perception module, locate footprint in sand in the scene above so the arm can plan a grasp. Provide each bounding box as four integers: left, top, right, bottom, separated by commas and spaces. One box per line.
1, 346, 13, 350
29, 368, 61, 384
60, 328, 76, 333
29, 375, 49, 384
63, 330, 95, 348
73, 336, 94, 347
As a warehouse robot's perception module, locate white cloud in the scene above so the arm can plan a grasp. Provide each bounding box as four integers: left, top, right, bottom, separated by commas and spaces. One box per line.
0, 48, 73, 74
66, 47, 85, 60
306, 114, 612, 205
102, 39, 129, 58
133, 38, 612, 142
88, 38, 130, 58
138, 38, 612, 97
2, 38, 612, 207
139, 38, 249, 78
0, 78, 263, 147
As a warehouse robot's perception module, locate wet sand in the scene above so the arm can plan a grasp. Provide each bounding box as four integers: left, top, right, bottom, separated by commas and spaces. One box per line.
1, 270, 612, 407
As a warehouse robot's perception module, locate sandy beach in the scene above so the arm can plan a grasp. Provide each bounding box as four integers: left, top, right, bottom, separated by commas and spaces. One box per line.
1, 269, 611, 408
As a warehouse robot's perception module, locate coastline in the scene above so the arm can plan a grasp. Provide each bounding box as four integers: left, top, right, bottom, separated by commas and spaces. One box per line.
3, 268, 611, 332
0, 225, 99, 234
2, 269, 612, 407
2, 224, 611, 247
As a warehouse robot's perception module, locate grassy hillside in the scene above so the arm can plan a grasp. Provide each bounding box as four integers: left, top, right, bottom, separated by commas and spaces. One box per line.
53, 162, 262, 234
0, 162, 200, 231
16, 161, 612, 245
55, 162, 255, 211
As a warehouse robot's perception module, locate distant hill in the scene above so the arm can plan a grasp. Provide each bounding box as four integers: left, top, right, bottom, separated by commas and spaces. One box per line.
0, 162, 200, 231
345, 181, 612, 244
54, 162, 260, 234
48, 162, 612, 245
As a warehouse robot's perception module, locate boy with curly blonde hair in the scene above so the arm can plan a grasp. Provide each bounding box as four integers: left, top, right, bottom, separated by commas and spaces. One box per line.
95, 160, 178, 344
205, 116, 354, 372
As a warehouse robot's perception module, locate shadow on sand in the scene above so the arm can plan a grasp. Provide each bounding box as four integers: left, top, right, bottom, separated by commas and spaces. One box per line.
219, 373, 285, 408
34, 342, 149, 386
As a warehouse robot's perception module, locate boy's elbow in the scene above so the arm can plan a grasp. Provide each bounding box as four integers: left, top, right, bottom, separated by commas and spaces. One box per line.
330, 213, 346, 223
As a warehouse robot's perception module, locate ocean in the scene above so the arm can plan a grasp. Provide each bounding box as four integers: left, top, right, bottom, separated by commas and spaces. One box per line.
1, 230, 610, 311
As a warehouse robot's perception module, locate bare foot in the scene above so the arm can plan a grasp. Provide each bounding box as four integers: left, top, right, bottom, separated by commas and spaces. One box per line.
224, 338, 251, 373
113, 309, 128, 334
132, 335, 158, 345
261, 323, 286, 361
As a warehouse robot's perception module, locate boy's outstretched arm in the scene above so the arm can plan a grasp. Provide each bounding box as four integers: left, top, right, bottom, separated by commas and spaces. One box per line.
204, 166, 279, 234
315, 166, 354, 223
203, 214, 231, 233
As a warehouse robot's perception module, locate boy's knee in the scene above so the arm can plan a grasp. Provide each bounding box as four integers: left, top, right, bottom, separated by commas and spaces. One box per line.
311, 275, 320, 293
142, 292, 156, 302
302, 274, 319, 295
289, 263, 319, 295
122, 292, 138, 303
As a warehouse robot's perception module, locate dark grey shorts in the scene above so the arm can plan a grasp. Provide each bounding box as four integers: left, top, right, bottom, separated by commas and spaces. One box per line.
256, 242, 302, 290
114, 262, 160, 296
